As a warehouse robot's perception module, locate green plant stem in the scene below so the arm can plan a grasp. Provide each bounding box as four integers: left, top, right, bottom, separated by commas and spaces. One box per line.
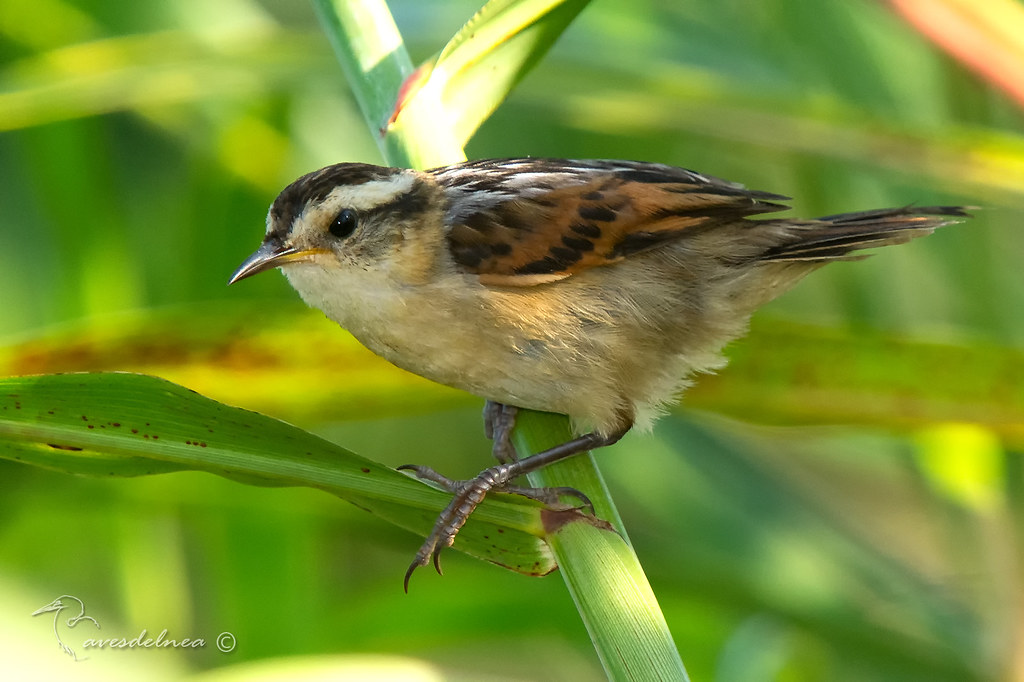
310, 0, 464, 169
309, 0, 412, 163
513, 410, 628, 536
515, 410, 689, 681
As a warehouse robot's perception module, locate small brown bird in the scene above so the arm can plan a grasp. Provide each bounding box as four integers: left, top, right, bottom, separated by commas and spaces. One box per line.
229, 158, 966, 587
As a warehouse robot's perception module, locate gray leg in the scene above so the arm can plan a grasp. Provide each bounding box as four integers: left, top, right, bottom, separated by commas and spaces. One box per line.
397, 420, 630, 591
483, 401, 519, 463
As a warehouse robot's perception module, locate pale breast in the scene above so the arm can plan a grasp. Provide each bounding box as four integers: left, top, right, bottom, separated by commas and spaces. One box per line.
281, 262, 634, 429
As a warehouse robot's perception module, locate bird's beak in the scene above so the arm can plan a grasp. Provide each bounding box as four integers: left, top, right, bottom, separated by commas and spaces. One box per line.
32, 600, 62, 615
228, 241, 326, 285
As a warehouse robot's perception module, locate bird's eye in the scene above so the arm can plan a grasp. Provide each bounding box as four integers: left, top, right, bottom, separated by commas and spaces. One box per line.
329, 208, 358, 239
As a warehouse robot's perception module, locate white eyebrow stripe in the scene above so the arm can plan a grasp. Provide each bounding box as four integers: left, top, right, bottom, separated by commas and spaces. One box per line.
321, 174, 416, 212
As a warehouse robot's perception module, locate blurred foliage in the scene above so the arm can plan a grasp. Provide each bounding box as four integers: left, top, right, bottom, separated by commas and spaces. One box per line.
1, 0, 1023, 680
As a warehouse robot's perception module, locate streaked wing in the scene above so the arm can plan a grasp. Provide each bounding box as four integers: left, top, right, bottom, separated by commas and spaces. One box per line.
431, 159, 790, 286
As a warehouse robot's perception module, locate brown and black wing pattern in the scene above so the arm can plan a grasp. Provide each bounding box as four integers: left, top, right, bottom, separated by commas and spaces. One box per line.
432, 159, 790, 286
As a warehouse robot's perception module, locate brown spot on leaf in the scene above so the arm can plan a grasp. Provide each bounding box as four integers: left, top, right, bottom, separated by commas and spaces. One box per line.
541, 508, 617, 535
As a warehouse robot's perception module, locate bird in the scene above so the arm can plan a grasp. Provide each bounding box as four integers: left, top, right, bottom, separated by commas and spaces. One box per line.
228, 157, 967, 588
32, 594, 100, 660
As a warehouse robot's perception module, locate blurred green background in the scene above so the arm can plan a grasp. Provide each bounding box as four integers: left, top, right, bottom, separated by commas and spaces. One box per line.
2, 0, 1023, 679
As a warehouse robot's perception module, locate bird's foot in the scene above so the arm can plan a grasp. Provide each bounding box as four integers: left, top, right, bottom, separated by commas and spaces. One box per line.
397, 461, 592, 591
398, 411, 630, 590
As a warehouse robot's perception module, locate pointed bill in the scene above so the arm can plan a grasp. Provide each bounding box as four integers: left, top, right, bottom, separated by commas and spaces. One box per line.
228, 242, 326, 285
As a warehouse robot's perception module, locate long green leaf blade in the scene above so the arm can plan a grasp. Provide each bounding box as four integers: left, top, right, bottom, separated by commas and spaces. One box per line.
0, 372, 555, 575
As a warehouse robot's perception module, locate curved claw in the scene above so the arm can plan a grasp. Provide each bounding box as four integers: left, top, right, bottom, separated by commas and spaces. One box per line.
403, 562, 416, 593
404, 554, 439, 593
404, 539, 447, 593
555, 486, 594, 516
397, 463, 460, 489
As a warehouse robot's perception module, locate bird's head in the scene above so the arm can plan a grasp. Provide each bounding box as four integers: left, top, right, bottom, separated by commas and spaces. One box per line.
229, 163, 446, 287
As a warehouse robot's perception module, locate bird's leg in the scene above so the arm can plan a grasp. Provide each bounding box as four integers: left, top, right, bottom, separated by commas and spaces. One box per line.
483, 400, 519, 464
411, 402, 584, 504
398, 414, 629, 590
480, 401, 596, 505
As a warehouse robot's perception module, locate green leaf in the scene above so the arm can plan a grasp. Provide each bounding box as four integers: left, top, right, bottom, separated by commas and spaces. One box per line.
0, 372, 555, 576
393, 0, 592, 150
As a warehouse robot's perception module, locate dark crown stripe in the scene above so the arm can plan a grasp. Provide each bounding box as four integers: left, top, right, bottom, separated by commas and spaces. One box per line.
269, 163, 402, 235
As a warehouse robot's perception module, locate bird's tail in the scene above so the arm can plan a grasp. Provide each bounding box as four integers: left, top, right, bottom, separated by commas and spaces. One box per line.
760, 206, 971, 262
